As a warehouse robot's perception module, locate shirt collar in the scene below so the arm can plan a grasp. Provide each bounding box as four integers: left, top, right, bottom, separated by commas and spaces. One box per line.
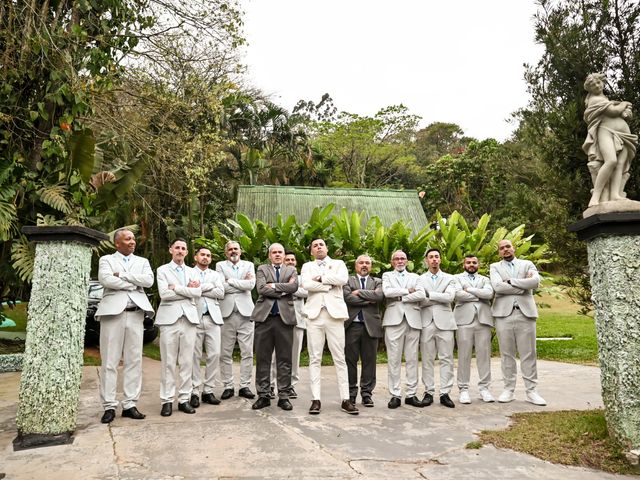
170, 261, 185, 270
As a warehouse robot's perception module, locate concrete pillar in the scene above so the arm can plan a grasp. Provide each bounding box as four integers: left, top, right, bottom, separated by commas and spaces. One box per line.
14, 226, 107, 450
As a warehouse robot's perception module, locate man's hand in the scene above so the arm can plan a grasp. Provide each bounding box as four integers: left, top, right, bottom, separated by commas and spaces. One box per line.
187, 280, 200, 288
168, 284, 176, 290
351, 289, 360, 296
313, 275, 322, 282
266, 283, 275, 289
408, 287, 416, 293
244, 272, 254, 280
113, 272, 120, 277
288, 276, 296, 283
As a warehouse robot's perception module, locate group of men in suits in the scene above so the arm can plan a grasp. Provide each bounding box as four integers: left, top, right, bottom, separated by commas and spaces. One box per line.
96, 230, 546, 424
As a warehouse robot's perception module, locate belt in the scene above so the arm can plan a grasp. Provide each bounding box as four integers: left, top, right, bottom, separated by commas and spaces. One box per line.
267, 313, 281, 318
125, 306, 141, 312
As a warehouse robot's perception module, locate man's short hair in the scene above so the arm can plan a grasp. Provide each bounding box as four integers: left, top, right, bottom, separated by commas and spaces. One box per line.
464, 253, 478, 259
309, 238, 325, 251
425, 248, 441, 257
171, 238, 187, 246
268, 243, 284, 254
194, 246, 211, 255
113, 228, 131, 242
284, 250, 295, 256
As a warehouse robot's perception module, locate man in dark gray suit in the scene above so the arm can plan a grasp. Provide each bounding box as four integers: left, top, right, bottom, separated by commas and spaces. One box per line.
343, 255, 384, 407
250, 243, 298, 410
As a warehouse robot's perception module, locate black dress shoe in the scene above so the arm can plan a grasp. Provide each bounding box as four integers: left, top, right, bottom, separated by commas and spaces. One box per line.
421, 392, 434, 407
252, 396, 271, 410
238, 387, 255, 399
309, 400, 321, 414
405, 395, 424, 408
201, 393, 221, 405
362, 396, 374, 407
221, 388, 234, 400
190, 393, 200, 408
341, 400, 359, 415
122, 406, 146, 419
289, 388, 298, 399
160, 403, 172, 417
387, 397, 401, 409
101, 409, 116, 424
178, 402, 196, 414
440, 393, 455, 408
277, 399, 293, 411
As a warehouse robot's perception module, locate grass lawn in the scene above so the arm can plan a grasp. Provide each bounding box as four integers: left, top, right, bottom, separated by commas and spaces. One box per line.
1, 302, 28, 331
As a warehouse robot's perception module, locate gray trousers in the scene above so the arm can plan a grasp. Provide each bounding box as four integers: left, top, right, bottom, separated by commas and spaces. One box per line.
220, 311, 254, 389
384, 319, 420, 398
271, 326, 305, 389
192, 314, 221, 394
456, 318, 492, 392
159, 317, 197, 404
345, 322, 379, 399
420, 322, 455, 395
255, 315, 294, 398
495, 308, 538, 393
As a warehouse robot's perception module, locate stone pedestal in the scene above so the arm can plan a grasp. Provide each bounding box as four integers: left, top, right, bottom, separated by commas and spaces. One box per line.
569, 212, 640, 450
13, 226, 107, 450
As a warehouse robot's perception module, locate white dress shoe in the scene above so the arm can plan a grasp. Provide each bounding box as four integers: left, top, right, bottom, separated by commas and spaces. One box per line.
479, 389, 495, 403
526, 391, 547, 406
459, 390, 471, 404
498, 390, 515, 403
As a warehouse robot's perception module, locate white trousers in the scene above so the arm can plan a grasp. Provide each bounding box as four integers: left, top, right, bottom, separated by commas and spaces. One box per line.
192, 314, 221, 394
159, 317, 197, 404
99, 309, 144, 410
384, 319, 420, 398
420, 322, 455, 395
306, 309, 349, 401
271, 326, 305, 389
495, 309, 538, 392
456, 318, 493, 392
219, 311, 254, 389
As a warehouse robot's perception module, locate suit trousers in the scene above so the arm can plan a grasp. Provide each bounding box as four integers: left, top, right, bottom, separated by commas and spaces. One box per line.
420, 322, 455, 395
192, 314, 221, 394
384, 319, 420, 398
456, 318, 492, 392
255, 315, 294, 398
99, 309, 144, 410
271, 326, 305, 389
306, 308, 350, 401
220, 311, 254, 389
495, 308, 538, 392
345, 322, 378, 399
159, 316, 197, 404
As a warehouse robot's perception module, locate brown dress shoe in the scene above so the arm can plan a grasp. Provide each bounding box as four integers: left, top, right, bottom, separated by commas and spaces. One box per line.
341, 399, 359, 415
309, 400, 321, 414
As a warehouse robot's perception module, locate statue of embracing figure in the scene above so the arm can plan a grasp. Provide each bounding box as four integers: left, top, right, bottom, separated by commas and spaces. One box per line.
582, 73, 638, 207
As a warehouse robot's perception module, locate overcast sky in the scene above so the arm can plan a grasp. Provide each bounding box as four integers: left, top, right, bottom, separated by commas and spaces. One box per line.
239, 1, 545, 141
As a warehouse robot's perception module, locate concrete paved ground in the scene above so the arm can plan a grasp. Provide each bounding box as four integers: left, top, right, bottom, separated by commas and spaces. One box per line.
0, 358, 633, 479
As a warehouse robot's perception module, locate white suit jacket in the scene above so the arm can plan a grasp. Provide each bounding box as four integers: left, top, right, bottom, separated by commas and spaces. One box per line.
418, 271, 457, 331
490, 258, 540, 319
196, 267, 225, 325
215, 260, 256, 318
95, 252, 154, 319
453, 272, 494, 327
300, 257, 349, 320
293, 287, 308, 329
381, 270, 425, 329
155, 262, 201, 325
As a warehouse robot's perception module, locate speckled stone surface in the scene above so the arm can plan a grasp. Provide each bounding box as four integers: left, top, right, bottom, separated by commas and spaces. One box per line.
0, 353, 23, 373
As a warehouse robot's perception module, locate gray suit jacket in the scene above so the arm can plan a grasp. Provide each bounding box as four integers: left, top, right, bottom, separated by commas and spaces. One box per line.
95, 253, 154, 319
381, 270, 425, 329
215, 259, 256, 318
155, 262, 201, 325
418, 271, 457, 331
490, 258, 540, 319
453, 272, 494, 327
196, 267, 225, 325
343, 275, 384, 338
251, 264, 298, 324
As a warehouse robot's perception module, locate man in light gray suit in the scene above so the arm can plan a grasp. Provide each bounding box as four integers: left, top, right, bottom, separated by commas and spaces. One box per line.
216, 241, 256, 400
382, 250, 426, 409
418, 248, 457, 408
490, 239, 546, 406
251, 243, 298, 411
156, 239, 202, 416
96, 228, 154, 424
453, 255, 495, 404
190, 247, 225, 408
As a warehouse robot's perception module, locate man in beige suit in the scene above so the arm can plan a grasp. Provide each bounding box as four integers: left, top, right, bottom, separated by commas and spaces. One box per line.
156, 239, 202, 416
301, 238, 358, 415
453, 255, 495, 404
96, 228, 154, 424
490, 239, 546, 406
418, 248, 457, 408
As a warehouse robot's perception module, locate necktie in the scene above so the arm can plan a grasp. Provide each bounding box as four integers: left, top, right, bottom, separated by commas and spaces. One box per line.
200, 271, 208, 315
233, 264, 239, 278
176, 266, 185, 285
469, 274, 475, 282
357, 277, 366, 321
431, 274, 437, 283
270, 266, 280, 316
508, 261, 515, 275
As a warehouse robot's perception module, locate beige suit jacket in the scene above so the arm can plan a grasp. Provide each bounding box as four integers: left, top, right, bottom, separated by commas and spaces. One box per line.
196, 267, 225, 325
418, 271, 457, 331
215, 259, 256, 318
381, 270, 425, 329
453, 272, 494, 327
300, 257, 349, 320
490, 258, 540, 319
155, 262, 201, 325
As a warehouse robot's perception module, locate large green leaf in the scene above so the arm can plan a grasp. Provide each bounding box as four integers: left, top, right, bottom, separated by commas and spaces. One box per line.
70, 128, 97, 183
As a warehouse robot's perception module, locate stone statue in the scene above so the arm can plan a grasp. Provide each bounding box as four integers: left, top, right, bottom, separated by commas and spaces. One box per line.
582, 73, 638, 208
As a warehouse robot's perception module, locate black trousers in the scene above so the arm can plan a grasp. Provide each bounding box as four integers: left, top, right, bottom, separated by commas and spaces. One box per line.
345, 322, 379, 399
254, 315, 294, 398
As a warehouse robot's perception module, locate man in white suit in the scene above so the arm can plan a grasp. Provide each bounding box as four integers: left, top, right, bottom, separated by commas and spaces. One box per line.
418, 248, 457, 408
300, 238, 358, 415
190, 247, 225, 408
96, 228, 154, 424
156, 239, 202, 416
453, 255, 495, 404
382, 250, 426, 409
216, 241, 256, 400
490, 239, 546, 406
